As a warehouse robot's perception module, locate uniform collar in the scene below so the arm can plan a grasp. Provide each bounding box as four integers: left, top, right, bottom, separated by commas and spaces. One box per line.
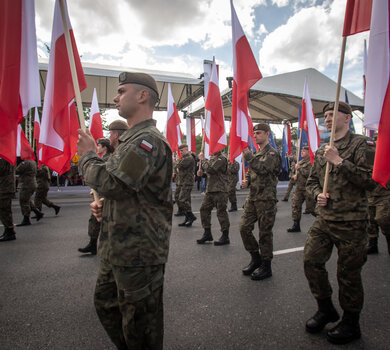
119, 119, 156, 142
334, 130, 352, 150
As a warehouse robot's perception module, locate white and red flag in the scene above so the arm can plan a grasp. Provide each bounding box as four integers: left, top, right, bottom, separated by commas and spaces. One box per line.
343, 0, 373, 37
17, 125, 35, 161
229, 0, 262, 163
364, 0, 390, 187
39, 0, 86, 175
89, 88, 103, 141
186, 117, 196, 152
284, 123, 292, 155
0, 0, 40, 165
204, 57, 227, 155
301, 78, 320, 164
164, 83, 182, 154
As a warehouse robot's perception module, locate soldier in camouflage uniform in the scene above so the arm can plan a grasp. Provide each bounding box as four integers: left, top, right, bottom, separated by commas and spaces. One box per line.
227, 158, 240, 212
34, 164, 61, 214
79, 138, 114, 255
282, 159, 296, 201
77, 72, 172, 350
15, 159, 43, 226
173, 154, 184, 217
304, 102, 375, 345
287, 146, 315, 232
240, 123, 281, 281
196, 150, 230, 245
176, 144, 197, 227
0, 158, 16, 242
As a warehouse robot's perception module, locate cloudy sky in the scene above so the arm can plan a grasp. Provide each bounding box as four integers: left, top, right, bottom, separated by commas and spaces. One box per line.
35, 0, 368, 135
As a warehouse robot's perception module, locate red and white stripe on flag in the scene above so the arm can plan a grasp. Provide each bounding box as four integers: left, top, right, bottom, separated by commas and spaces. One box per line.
229, 0, 262, 163
343, 0, 373, 36
89, 88, 104, 141
164, 83, 182, 153
186, 117, 196, 152
17, 125, 35, 160
205, 57, 227, 155
301, 78, 320, 164
39, 0, 86, 175
364, 0, 390, 187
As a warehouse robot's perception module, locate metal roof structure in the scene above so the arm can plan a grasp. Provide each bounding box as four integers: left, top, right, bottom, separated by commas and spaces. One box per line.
38, 59, 204, 111
188, 68, 364, 123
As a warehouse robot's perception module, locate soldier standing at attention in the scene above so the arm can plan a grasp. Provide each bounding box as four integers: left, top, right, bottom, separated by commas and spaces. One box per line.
227, 157, 240, 212
304, 102, 375, 345
282, 159, 296, 202
287, 146, 315, 232
0, 158, 16, 242
196, 150, 230, 245
78, 138, 114, 255
77, 72, 172, 350
34, 164, 61, 215
240, 123, 281, 281
176, 144, 197, 227
15, 159, 43, 226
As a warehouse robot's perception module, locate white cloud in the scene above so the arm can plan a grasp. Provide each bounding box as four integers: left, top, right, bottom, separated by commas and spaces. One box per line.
258, 23, 268, 36
271, 0, 289, 7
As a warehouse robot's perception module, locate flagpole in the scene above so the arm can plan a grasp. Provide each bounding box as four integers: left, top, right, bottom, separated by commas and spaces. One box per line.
201, 112, 208, 153
323, 36, 347, 195
58, 0, 99, 202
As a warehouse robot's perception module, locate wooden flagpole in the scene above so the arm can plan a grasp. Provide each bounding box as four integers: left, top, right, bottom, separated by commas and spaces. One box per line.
322, 36, 347, 195
58, 0, 99, 202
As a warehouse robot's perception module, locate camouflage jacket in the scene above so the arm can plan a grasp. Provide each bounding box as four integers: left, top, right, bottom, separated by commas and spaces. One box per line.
0, 159, 15, 194
36, 165, 51, 189
176, 153, 195, 187
367, 182, 390, 206
295, 158, 312, 191
307, 131, 375, 221
228, 160, 240, 185
244, 143, 281, 201
16, 160, 37, 190
201, 152, 228, 193
79, 119, 173, 267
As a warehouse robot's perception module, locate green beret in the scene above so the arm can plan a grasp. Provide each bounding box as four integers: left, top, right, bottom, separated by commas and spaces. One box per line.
118, 72, 159, 96
178, 144, 188, 150
302, 146, 309, 151
323, 101, 352, 115
253, 123, 270, 133
109, 120, 129, 131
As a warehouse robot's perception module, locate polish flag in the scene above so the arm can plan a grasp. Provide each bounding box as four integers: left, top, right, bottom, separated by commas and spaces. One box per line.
39, 0, 86, 175
363, 39, 368, 101
17, 125, 35, 161
301, 78, 320, 164
186, 117, 196, 152
205, 57, 227, 155
285, 123, 292, 155
364, 0, 390, 187
0, 0, 40, 165
343, 0, 373, 36
89, 88, 103, 141
229, 0, 262, 163
164, 83, 182, 154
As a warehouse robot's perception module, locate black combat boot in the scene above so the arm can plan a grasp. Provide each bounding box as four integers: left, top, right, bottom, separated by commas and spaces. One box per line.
242, 251, 262, 276
251, 260, 272, 280
367, 237, 378, 254
214, 230, 230, 246
282, 197, 288, 202
32, 209, 44, 221
16, 216, 31, 226
0, 227, 16, 242
178, 213, 190, 227
287, 220, 301, 232
52, 205, 61, 215
174, 209, 185, 217
386, 235, 390, 255
185, 212, 197, 227
306, 298, 340, 333
78, 238, 97, 255
196, 228, 213, 244
228, 203, 237, 212
327, 311, 361, 344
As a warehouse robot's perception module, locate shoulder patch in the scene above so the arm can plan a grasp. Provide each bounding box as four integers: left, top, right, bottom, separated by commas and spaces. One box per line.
269, 152, 275, 156
366, 140, 375, 146
139, 139, 153, 152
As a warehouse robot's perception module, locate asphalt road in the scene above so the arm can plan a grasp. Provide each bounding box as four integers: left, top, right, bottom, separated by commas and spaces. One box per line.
0, 184, 389, 350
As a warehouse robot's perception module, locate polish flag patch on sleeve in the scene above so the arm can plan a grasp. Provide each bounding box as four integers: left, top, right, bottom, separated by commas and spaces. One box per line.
140, 140, 153, 152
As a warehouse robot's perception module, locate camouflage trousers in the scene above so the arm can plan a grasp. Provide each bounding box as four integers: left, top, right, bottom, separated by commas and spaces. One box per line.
367, 201, 390, 239
291, 188, 315, 220
0, 194, 14, 228
94, 260, 165, 350
200, 192, 229, 232
228, 182, 237, 205
34, 187, 54, 211
283, 179, 295, 200
176, 185, 192, 213
19, 187, 37, 217
88, 214, 101, 239
303, 218, 367, 313
174, 185, 182, 211
240, 199, 277, 261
